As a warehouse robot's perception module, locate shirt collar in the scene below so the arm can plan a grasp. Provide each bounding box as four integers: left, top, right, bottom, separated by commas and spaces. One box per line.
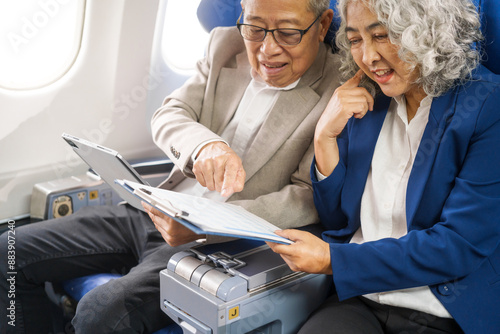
394, 94, 433, 109
393, 94, 433, 124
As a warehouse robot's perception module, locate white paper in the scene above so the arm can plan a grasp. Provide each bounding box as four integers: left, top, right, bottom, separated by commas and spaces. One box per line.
116, 179, 293, 244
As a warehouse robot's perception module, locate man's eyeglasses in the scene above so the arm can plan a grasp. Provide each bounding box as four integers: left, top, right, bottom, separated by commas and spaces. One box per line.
236, 12, 321, 46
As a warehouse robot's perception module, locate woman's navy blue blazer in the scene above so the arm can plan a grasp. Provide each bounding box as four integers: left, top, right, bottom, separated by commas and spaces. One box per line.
311, 65, 500, 333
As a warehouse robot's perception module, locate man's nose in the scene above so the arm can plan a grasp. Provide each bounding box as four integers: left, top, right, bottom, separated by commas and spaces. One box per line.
260, 32, 283, 55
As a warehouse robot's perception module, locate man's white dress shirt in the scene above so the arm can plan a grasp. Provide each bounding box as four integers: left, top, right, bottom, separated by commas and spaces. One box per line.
173, 70, 299, 201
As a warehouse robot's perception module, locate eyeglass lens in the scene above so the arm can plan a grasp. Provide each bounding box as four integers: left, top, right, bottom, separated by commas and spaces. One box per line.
239, 26, 303, 45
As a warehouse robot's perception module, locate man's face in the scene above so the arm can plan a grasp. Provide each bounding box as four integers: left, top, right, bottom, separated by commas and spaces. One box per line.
241, 0, 329, 88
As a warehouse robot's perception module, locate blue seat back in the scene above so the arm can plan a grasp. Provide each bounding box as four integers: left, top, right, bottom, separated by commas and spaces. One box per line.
475, 0, 500, 74
197, 0, 340, 46
197, 0, 242, 31
197, 0, 500, 74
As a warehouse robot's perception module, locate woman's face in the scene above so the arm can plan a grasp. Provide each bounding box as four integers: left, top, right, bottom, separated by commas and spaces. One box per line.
346, 1, 420, 98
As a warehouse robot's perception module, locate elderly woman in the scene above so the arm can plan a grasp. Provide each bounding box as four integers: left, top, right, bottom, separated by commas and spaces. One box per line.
267, 0, 500, 332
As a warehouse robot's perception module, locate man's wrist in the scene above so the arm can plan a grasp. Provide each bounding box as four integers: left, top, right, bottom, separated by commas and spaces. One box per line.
192, 139, 229, 161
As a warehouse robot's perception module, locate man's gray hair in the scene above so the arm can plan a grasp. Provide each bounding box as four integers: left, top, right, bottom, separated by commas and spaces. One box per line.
308, 0, 331, 17
241, 0, 331, 17
335, 0, 483, 97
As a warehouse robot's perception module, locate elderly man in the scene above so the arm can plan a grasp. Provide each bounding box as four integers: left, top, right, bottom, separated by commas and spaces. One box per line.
0, 0, 339, 333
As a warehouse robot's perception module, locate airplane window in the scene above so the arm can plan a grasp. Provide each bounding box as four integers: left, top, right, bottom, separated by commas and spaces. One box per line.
161, 0, 210, 72
0, 0, 85, 90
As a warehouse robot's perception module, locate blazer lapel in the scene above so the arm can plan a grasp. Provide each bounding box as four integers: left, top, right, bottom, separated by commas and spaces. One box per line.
343, 95, 390, 224
212, 52, 252, 134
243, 85, 321, 180
242, 44, 330, 181
406, 90, 458, 226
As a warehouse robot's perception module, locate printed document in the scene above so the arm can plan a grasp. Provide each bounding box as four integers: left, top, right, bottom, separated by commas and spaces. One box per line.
115, 179, 293, 244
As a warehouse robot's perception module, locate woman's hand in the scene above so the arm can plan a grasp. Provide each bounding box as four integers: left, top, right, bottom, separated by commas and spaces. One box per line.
314, 69, 374, 176
267, 229, 332, 275
142, 202, 204, 247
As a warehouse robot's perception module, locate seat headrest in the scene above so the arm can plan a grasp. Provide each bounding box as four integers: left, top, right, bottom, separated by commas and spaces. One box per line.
475, 0, 500, 74
196, 0, 499, 74
197, 0, 243, 32
196, 0, 339, 46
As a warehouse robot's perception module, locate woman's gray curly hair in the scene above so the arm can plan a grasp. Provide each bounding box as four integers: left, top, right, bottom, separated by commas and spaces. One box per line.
335, 0, 483, 97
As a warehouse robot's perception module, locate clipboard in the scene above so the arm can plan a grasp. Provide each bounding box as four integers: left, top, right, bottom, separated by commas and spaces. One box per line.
116, 179, 293, 244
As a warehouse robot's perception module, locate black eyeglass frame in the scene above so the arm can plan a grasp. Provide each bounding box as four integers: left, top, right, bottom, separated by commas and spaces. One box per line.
236, 12, 322, 46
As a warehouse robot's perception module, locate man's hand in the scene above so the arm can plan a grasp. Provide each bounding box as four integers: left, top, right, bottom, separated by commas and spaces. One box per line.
267, 229, 332, 275
193, 141, 246, 197
142, 202, 204, 247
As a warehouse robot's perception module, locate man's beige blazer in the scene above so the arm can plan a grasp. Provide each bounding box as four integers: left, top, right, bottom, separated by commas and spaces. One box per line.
151, 27, 340, 237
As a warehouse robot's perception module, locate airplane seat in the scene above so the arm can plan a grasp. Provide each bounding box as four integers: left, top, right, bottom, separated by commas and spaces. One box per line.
58, 0, 500, 333
476, 0, 500, 74
61, 273, 123, 302
196, 0, 242, 32
196, 0, 340, 47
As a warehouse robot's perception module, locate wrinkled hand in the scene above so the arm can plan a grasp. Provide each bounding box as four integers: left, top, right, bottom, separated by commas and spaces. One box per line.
266, 229, 332, 275
317, 69, 374, 138
314, 69, 374, 176
142, 202, 204, 247
193, 141, 246, 197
